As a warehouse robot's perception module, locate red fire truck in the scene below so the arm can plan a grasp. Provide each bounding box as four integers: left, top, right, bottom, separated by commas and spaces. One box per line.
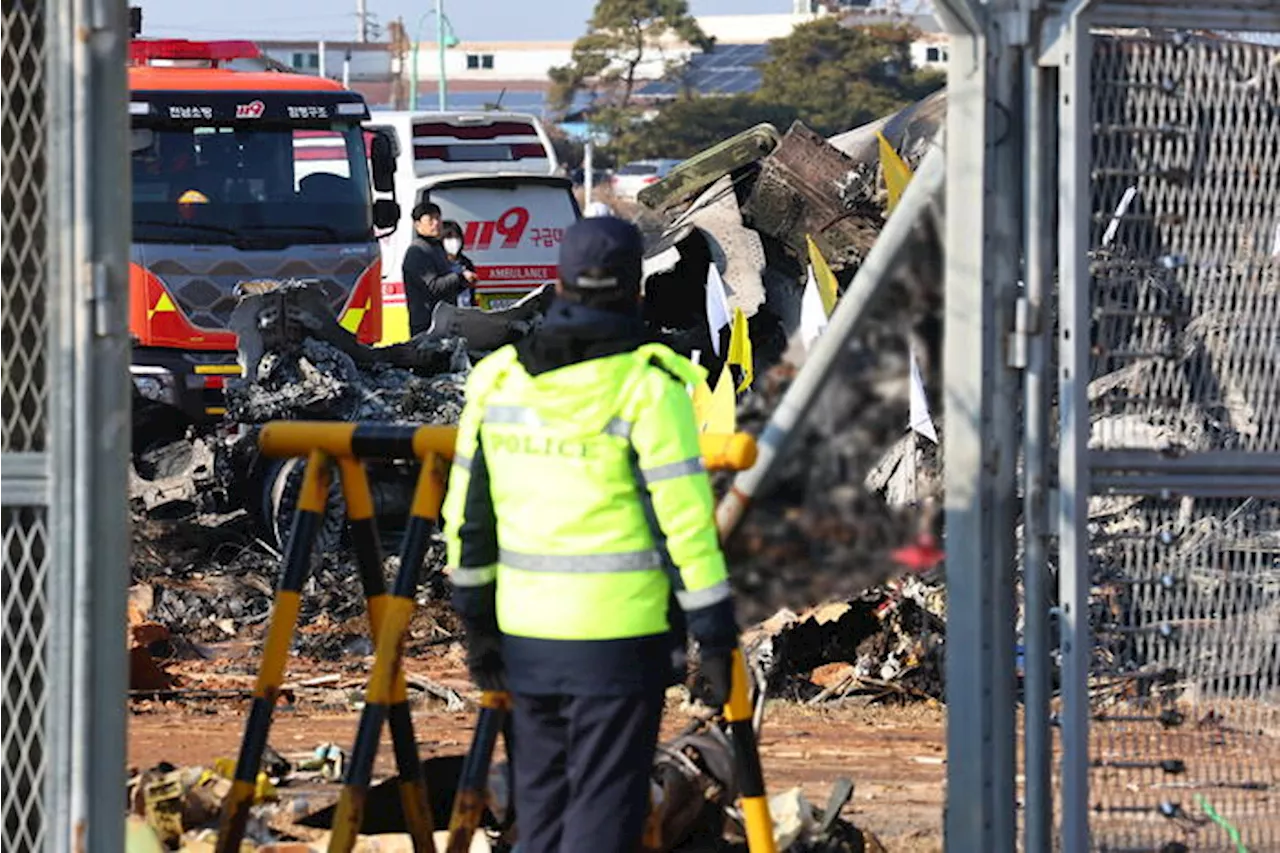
127, 38, 398, 471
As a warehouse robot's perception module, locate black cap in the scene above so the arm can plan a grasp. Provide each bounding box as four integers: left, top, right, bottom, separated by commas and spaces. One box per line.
559, 217, 644, 293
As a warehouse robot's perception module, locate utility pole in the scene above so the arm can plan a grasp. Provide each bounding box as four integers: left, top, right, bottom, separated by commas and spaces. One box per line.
436, 0, 448, 111
388, 18, 410, 109
356, 0, 368, 42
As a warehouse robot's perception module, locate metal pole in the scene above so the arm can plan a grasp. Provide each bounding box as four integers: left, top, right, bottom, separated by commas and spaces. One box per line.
356, 0, 367, 42
1057, 11, 1093, 853
66, 0, 132, 850
436, 0, 447, 111
409, 37, 419, 110
318, 39, 327, 78
1022, 56, 1056, 853
583, 140, 594, 212
936, 0, 1022, 848
714, 146, 944, 537
343, 50, 351, 90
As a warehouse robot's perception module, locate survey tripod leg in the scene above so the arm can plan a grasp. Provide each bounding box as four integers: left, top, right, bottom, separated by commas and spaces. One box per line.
337, 459, 435, 851
216, 451, 331, 853
328, 452, 449, 853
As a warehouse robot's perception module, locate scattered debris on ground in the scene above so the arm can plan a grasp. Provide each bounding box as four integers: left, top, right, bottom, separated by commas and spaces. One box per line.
124, 100, 960, 852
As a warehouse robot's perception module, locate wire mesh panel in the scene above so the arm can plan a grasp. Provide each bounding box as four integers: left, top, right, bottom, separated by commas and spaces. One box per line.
2, 0, 49, 454
2, 2, 51, 852
2, 510, 50, 853
1084, 35, 1280, 851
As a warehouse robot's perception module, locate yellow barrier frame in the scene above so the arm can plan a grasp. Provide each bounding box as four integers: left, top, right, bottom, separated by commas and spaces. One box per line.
214, 421, 772, 853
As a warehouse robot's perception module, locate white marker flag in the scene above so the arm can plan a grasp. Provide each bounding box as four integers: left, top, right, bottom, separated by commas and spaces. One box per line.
799, 264, 828, 352
705, 263, 732, 356
909, 348, 938, 443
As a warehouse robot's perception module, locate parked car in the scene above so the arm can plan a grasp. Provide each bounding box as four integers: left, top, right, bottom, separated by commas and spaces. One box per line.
570, 167, 612, 187
610, 159, 682, 200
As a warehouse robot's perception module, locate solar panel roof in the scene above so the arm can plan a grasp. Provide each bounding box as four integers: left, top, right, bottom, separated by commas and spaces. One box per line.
636, 43, 769, 98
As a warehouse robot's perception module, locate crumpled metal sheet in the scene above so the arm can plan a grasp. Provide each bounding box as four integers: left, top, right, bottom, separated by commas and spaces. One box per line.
828, 89, 947, 165
667, 176, 769, 317
742, 122, 885, 272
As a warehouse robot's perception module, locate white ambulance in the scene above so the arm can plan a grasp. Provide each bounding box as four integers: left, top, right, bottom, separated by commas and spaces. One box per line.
366, 111, 581, 341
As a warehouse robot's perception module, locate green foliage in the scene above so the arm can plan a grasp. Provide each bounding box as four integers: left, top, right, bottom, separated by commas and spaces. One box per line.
754, 18, 943, 136
547, 0, 710, 114
608, 96, 799, 162
557, 14, 946, 165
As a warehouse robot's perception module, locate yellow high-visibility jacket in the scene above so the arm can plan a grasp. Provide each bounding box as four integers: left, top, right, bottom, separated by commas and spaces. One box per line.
442, 341, 731, 644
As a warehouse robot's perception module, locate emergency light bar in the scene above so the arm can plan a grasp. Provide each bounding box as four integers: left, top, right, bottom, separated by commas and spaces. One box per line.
129, 39, 262, 66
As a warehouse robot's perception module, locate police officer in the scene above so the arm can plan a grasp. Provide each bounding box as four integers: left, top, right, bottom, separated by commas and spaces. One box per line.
442, 217, 739, 853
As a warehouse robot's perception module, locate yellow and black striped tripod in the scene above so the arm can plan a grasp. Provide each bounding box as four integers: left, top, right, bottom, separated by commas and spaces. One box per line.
215, 422, 460, 853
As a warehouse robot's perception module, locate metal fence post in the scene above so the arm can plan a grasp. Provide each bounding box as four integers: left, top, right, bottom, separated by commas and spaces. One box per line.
1021, 50, 1058, 853
67, 0, 132, 849
1055, 10, 1093, 852
936, 0, 1024, 850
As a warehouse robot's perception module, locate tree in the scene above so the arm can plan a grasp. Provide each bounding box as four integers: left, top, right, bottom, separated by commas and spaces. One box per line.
609, 96, 800, 162
548, 0, 713, 116
753, 18, 943, 136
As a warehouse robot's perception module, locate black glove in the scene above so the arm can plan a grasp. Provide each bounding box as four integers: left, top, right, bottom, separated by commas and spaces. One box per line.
700, 651, 734, 709
465, 629, 506, 692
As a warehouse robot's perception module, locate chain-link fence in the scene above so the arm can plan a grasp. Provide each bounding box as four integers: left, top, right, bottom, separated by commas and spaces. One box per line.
3, 1, 53, 850
1082, 34, 1280, 851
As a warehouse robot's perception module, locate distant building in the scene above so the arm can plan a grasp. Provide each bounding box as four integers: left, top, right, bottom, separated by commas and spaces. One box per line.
638, 11, 947, 102
244, 11, 944, 116
839, 12, 949, 69
399, 13, 825, 116
253, 39, 401, 108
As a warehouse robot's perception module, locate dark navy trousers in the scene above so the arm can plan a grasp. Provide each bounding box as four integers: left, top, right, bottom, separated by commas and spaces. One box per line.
510, 689, 665, 853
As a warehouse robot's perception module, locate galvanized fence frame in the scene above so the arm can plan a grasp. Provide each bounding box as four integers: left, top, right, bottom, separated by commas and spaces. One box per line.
939, 1, 1279, 851
1053, 9, 1280, 852
2, 0, 130, 851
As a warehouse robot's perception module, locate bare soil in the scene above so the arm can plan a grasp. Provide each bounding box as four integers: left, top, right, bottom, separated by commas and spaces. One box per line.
129, 654, 944, 851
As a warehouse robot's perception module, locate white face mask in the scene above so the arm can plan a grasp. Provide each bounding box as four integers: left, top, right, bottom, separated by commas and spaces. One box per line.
443, 238, 463, 256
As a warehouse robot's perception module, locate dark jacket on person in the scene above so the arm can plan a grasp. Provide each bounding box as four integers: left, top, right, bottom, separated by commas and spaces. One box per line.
403, 233, 467, 335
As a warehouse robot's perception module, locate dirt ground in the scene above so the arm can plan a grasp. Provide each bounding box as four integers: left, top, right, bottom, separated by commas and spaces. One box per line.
128, 652, 945, 851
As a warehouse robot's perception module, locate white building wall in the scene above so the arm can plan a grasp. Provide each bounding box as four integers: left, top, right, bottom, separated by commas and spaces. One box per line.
260, 43, 392, 80
256, 11, 932, 88
908, 39, 948, 69
407, 12, 826, 83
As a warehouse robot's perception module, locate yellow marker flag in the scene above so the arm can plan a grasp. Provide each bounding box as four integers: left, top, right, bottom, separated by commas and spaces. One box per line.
805, 235, 838, 317
726, 307, 753, 394
691, 378, 715, 431
707, 364, 736, 433
877, 131, 914, 214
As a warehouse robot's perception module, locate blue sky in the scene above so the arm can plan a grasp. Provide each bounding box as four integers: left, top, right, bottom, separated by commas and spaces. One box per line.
140, 0, 789, 42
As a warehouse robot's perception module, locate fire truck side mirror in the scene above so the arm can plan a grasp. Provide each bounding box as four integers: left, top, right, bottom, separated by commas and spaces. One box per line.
373, 199, 400, 231
370, 133, 395, 194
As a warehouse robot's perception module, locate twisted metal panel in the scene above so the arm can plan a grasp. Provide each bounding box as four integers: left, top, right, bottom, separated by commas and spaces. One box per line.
1084, 35, 1280, 851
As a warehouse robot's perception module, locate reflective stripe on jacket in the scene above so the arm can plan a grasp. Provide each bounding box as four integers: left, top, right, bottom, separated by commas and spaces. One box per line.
442, 341, 730, 642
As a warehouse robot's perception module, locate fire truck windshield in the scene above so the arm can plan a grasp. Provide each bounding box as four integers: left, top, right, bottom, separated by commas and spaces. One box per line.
131, 122, 372, 245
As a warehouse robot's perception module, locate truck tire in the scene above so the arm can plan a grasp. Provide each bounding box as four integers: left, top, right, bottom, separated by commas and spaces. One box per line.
263, 457, 347, 555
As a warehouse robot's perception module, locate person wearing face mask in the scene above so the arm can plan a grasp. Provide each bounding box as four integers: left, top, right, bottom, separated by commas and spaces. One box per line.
440, 220, 477, 308
403, 202, 478, 335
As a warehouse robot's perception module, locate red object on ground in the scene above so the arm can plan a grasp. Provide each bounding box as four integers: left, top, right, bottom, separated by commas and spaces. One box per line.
891, 534, 945, 573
